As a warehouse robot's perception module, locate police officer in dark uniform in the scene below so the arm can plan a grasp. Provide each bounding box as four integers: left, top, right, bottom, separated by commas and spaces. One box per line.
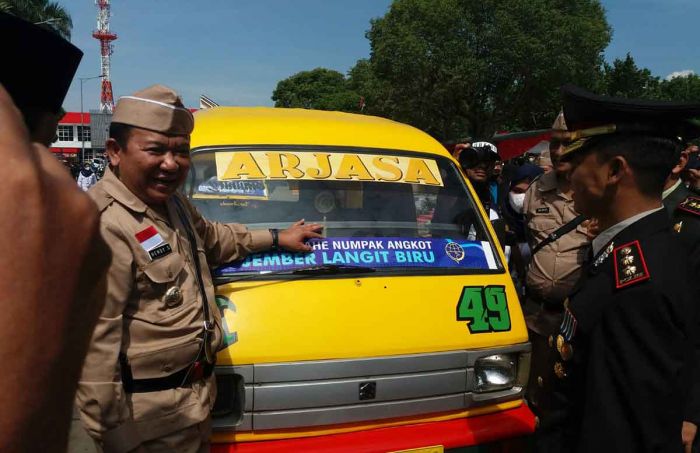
545, 85, 700, 452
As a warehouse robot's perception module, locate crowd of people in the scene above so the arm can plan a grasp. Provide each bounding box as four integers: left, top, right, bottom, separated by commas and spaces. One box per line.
2, 9, 700, 453
452, 97, 700, 452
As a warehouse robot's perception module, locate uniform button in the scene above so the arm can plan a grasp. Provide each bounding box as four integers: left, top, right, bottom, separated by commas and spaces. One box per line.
537, 376, 544, 387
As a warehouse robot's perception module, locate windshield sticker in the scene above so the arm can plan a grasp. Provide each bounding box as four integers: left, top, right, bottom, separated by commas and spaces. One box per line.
214, 151, 444, 187
215, 237, 496, 276
456, 285, 511, 333
194, 178, 268, 200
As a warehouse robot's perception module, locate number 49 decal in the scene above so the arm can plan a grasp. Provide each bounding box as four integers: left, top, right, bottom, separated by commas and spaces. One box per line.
456, 286, 511, 333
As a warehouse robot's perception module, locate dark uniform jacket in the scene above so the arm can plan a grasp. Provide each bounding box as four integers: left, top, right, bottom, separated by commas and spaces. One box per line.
553, 210, 699, 452
664, 182, 700, 275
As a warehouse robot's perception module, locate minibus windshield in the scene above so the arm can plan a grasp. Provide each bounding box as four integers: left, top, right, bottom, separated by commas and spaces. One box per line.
185, 147, 503, 277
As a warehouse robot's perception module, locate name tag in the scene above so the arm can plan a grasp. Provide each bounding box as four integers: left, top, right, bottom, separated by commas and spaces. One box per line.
136, 226, 172, 261
536, 207, 550, 214
149, 243, 173, 260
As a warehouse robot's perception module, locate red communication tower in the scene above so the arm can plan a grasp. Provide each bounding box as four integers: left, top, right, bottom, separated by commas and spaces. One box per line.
92, 0, 117, 113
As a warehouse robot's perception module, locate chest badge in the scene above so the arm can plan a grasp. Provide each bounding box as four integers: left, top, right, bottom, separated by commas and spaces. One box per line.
559, 305, 578, 342
556, 334, 574, 361
135, 226, 172, 261
592, 242, 614, 268
613, 240, 650, 289
163, 286, 183, 307
677, 196, 700, 217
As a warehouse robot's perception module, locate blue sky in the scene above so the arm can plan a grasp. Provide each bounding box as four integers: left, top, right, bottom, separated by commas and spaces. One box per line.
61, 0, 700, 112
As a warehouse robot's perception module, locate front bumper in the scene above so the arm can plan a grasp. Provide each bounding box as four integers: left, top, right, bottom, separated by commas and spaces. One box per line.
210, 403, 535, 452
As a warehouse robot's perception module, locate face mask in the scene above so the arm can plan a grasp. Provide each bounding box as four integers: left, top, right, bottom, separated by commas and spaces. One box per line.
508, 192, 526, 214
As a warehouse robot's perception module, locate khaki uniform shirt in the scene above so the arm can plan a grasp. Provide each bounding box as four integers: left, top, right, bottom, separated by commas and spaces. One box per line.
77, 169, 271, 452
523, 171, 590, 304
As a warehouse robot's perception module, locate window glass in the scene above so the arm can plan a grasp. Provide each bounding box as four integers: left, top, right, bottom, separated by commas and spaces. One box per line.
187, 148, 502, 277
76, 126, 91, 142
57, 125, 73, 142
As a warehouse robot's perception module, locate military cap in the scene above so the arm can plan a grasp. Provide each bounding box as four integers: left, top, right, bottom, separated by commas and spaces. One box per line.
0, 12, 83, 114
552, 111, 568, 132
559, 84, 700, 157
112, 85, 194, 135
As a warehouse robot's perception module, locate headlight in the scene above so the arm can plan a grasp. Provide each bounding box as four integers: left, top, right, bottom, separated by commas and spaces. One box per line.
474, 354, 517, 393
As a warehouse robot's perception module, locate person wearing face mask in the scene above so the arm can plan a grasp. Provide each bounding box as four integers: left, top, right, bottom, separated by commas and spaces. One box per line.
501, 164, 545, 294
521, 112, 595, 453
77, 162, 98, 191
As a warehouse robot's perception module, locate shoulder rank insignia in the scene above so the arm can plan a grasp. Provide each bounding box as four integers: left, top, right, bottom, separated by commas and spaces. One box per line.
613, 240, 650, 289
677, 196, 700, 217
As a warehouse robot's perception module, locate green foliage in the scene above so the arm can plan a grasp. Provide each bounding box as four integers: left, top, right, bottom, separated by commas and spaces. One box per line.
272, 68, 364, 112
364, 0, 611, 140
600, 53, 700, 102
271, 1, 698, 140
656, 74, 700, 101
602, 53, 659, 99
1, 0, 73, 39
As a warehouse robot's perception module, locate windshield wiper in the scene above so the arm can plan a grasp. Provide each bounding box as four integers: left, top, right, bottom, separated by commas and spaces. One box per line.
292, 264, 376, 275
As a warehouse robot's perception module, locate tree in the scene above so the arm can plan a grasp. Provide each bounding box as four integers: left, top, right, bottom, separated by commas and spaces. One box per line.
272, 68, 364, 112
363, 0, 611, 140
601, 53, 660, 99
1, 0, 73, 39
657, 73, 700, 102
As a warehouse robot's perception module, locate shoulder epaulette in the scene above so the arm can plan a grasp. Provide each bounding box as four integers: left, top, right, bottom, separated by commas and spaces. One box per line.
527, 172, 543, 189
88, 186, 114, 213
612, 240, 650, 289
677, 196, 700, 217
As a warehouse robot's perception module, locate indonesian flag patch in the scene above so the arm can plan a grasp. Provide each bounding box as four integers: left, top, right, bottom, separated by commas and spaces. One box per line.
135, 226, 172, 260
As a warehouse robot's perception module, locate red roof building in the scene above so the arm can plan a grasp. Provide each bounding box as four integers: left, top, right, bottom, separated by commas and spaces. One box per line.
50, 111, 97, 161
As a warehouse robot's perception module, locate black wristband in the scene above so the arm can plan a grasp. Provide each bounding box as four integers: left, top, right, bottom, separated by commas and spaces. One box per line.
269, 228, 279, 251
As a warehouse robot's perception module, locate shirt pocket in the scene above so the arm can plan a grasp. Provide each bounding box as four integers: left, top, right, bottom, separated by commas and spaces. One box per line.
528, 214, 559, 235
135, 252, 189, 321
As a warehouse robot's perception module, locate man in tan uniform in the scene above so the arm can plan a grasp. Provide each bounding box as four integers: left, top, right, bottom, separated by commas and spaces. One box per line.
522, 113, 594, 452
76, 85, 321, 453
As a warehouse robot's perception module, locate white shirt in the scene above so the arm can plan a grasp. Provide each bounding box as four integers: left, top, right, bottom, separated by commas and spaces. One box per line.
591, 207, 664, 256
662, 180, 681, 200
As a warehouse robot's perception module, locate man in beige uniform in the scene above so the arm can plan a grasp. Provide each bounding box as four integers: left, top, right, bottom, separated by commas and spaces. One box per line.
522, 113, 594, 452
77, 85, 321, 453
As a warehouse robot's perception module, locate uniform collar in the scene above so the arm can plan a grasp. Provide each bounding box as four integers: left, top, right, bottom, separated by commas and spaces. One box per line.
662, 180, 682, 200
536, 170, 573, 201
536, 170, 558, 192
591, 206, 664, 255
99, 167, 148, 213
